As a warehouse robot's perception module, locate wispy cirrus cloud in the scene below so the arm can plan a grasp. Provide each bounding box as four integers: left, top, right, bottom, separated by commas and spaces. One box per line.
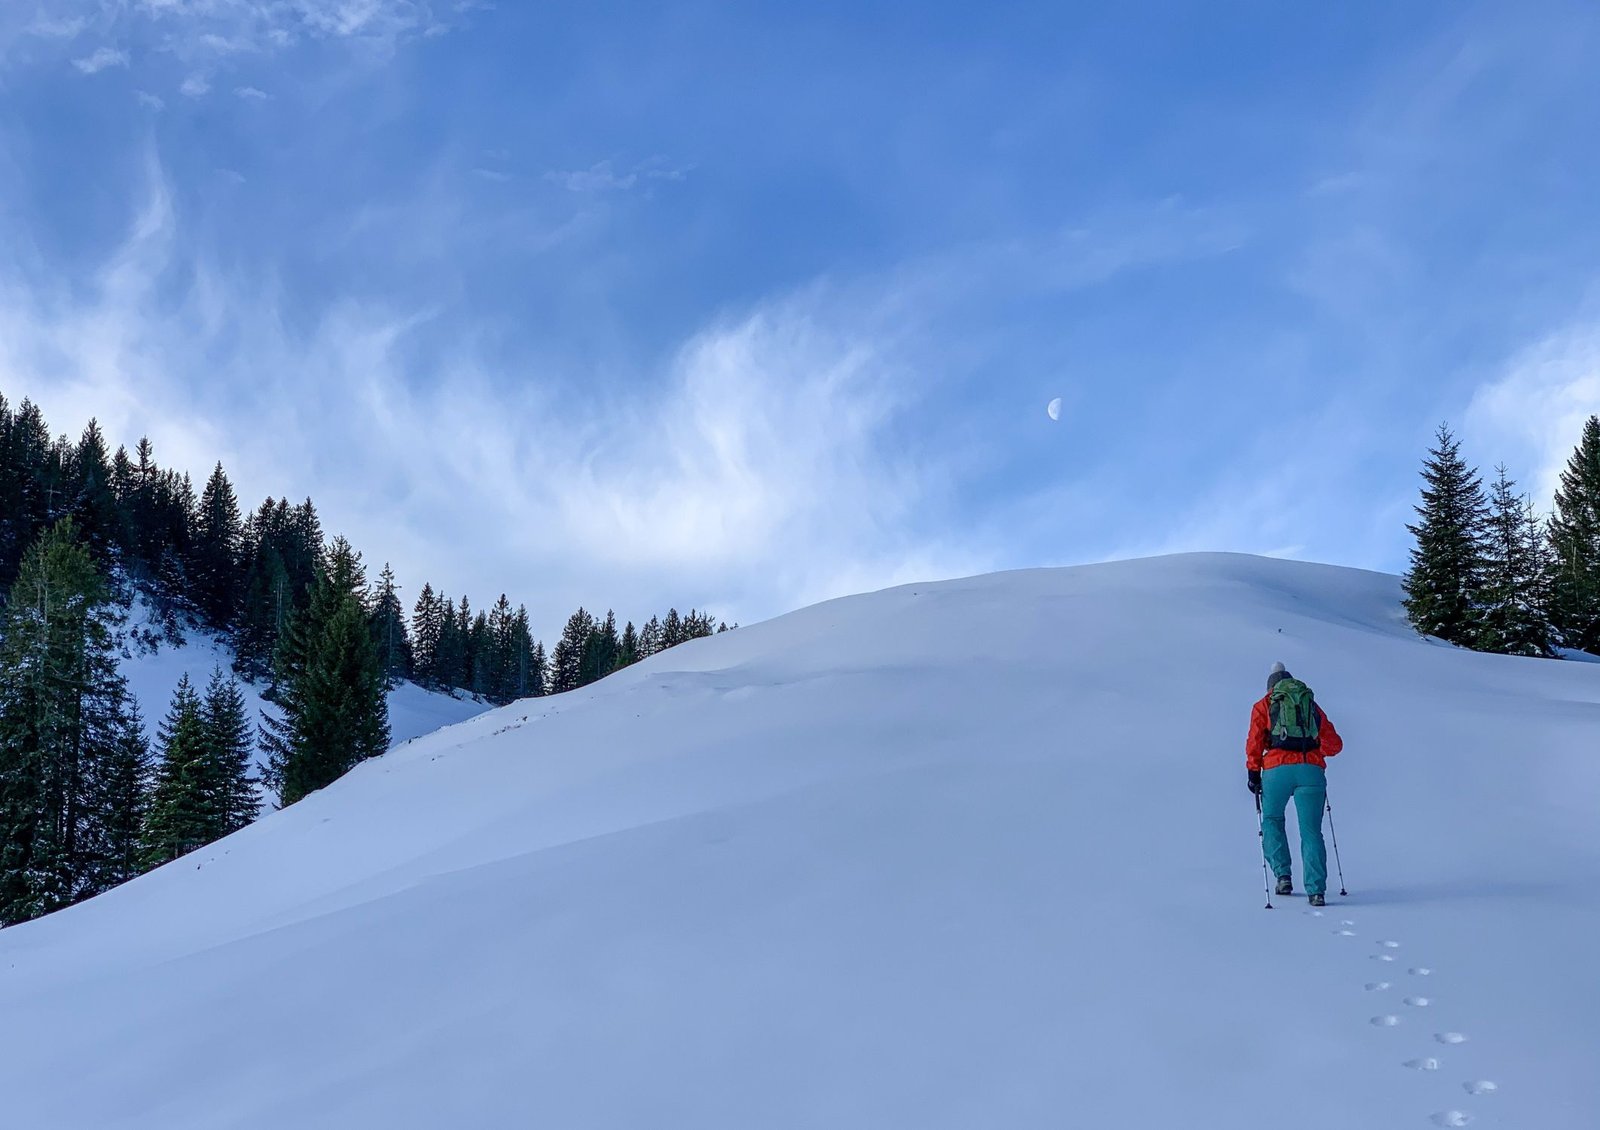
1466, 321, 1600, 507
544, 158, 692, 194
5, 1, 472, 74
0, 158, 982, 635
72, 45, 127, 73
234, 84, 268, 99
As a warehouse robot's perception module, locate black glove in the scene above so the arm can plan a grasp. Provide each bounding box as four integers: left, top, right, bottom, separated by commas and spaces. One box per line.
1247, 769, 1262, 795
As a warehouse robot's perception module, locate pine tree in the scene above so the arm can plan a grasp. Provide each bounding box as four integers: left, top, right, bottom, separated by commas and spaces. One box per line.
619, 621, 639, 669
552, 608, 595, 693
262, 539, 390, 806
528, 640, 548, 697
68, 419, 121, 562
140, 675, 213, 868
1402, 424, 1490, 647
1476, 466, 1553, 657
191, 463, 243, 631
1549, 415, 1600, 654
410, 583, 444, 688
84, 700, 152, 891
0, 519, 144, 922
202, 666, 259, 835
370, 563, 413, 687
639, 616, 663, 660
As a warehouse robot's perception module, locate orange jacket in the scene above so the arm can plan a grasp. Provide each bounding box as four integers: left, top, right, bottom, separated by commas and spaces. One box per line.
1246, 695, 1343, 772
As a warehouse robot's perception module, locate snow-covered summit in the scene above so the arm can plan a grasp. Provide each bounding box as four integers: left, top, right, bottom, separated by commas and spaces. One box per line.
2, 553, 1597, 1129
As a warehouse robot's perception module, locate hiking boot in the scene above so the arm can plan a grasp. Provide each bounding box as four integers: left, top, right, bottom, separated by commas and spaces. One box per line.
1275, 876, 1293, 897
1308, 893, 1326, 907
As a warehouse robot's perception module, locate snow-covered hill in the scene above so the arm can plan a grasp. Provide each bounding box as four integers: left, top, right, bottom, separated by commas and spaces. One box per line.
3, 554, 1597, 1129
116, 602, 490, 773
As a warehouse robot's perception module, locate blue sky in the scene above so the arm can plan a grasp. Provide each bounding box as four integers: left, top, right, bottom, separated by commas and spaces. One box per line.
2, 1, 1599, 636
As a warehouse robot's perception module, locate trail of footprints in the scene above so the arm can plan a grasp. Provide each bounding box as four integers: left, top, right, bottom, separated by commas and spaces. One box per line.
1305, 910, 1497, 1126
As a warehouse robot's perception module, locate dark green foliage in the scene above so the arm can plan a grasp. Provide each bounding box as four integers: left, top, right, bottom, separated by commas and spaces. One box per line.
1403, 424, 1490, 647
552, 607, 596, 693
190, 463, 243, 631
1476, 466, 1554, 657
203, 667, 259, 836
140, 674, 212, 868
1549, 415, 1600, 653
0, 519, 147, 924
262, 539, 390, 806
370, 563, 413, 687
410, 582, 445, 687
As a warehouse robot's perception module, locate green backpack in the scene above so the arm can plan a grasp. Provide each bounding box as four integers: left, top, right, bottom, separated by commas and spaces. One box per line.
1268, 678, 1322, 753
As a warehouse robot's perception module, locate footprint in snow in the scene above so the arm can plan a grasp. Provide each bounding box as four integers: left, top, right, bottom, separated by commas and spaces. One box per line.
1365, 982, 1391, 992
1372, 954, 1397, 963
1404, 997, 1431, 1007
1404, 1058, 1441, 1071
1341, 919, 1356, 926
1336, 929, 1358, 936
1379, 940, 1402, 949
1463, 1081, 1497, 1096
1410, 967, 1433, 976
1429, 1112, 1472, 1127
1370, 1015, 1401, 1027
1435, 1032, 1469, 1045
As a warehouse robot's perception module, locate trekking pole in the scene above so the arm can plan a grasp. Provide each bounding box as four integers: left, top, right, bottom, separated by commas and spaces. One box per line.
1256, 791, 1273, 910
1325, 792, 1349, 897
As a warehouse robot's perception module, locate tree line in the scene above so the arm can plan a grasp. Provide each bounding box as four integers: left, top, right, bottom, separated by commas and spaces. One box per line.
1403, 417, 1600, 657
0, 393, 730, 926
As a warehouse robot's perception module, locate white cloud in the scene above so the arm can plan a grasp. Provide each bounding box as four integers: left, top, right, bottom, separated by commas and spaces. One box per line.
545, 161, 638, 193
136, 89, 166, 109
470, 167, 511, 182
28, 15, 87, 40
542, 159, 693, 194
73, 47, 128, 74
234, 85, 269, 100
1466, 322, 1600, 506
0, 160, 983, 638
180, 73, 211, 96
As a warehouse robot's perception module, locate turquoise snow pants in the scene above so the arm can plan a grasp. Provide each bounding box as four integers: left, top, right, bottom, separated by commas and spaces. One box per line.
1261, 763, 1328, 896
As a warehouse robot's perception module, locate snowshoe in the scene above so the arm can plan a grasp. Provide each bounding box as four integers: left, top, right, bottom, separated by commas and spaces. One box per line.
1308, 893, 1326, 907
1275, 876, 1293, 896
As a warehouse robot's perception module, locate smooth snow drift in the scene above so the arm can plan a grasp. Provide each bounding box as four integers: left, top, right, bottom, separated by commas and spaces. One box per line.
3, 553, 1597, 1129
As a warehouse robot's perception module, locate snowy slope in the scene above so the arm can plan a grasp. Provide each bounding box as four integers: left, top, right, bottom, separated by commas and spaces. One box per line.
3, 554, 1598, 1129
117, 606, 490, 770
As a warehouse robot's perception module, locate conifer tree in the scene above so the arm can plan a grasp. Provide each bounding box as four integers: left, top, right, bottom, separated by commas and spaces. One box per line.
84, 701, 152, 891
619, 621, 639, 669
140, 675, 213, 868
370, 563, 413, 687
410, 583, 444, 688
1549, 415, 1600, 653
262, 539, 389, 806
552, 608, 596, 693
202, 667, 259, 835
191, 463, 243, 631
528, 640, 548, 698
1476, 466, 1553, 657
0, 519, 143, 923
639, 616, 663, 660
1403, 424, 1490, 646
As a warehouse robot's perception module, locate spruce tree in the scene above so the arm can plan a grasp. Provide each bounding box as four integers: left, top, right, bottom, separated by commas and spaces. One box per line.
191, 463, 243, 631
410, 583, 444, 688
202, 666, 259, 835
140, 675, 213, 868
1476, 466, 1553, 657
552, 608, 596, 693
1549, 415, 1600, 653
0, 519, 143, 923
370, 563, 413, 687
1402, 424, 1490, 646
262, 539, 390, 806
84, 700, 152, 891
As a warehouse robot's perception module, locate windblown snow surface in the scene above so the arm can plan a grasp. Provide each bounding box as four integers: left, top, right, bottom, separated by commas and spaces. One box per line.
2, 553, 1597, 1129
